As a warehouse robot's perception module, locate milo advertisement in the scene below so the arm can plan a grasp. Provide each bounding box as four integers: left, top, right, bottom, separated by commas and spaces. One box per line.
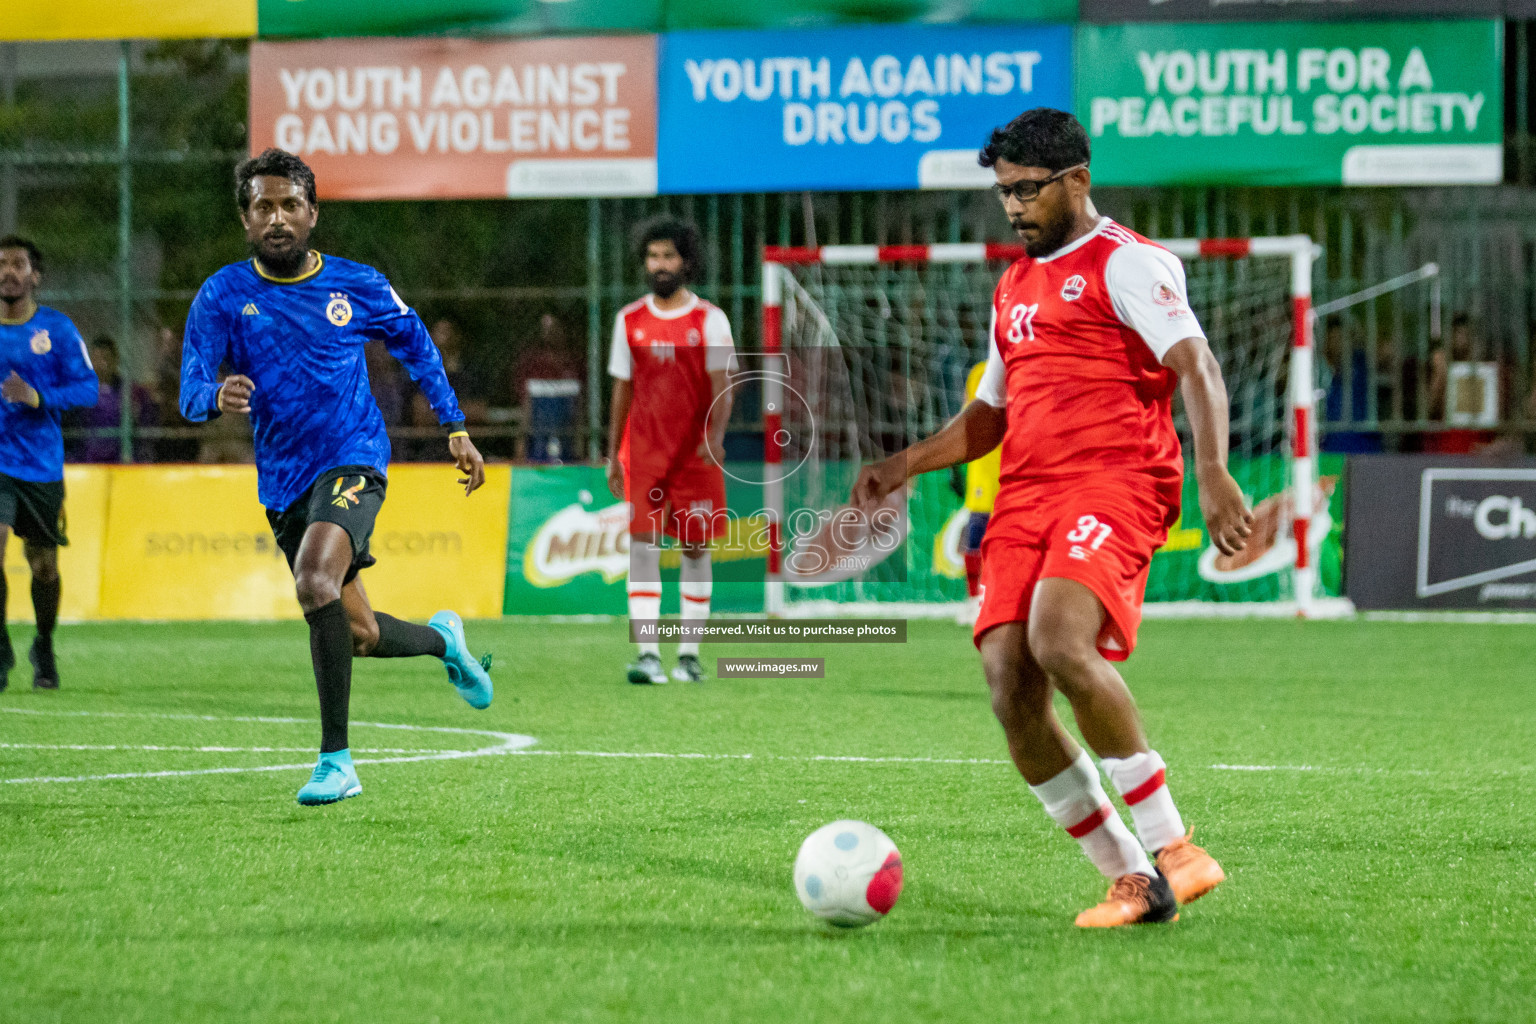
504, 465, 768, 614
503, 456, 1344, 614
930, 455, 1347, 604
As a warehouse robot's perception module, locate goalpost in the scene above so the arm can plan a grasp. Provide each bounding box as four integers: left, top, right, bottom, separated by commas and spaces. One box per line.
760, 236, 1352, 620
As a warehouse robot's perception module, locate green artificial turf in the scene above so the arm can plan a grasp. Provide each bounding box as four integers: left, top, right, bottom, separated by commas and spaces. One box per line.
1, 618, 1531, 1023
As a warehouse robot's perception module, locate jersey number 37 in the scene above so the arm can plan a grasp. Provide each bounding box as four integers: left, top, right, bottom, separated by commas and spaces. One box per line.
1006, 303, 1038, 344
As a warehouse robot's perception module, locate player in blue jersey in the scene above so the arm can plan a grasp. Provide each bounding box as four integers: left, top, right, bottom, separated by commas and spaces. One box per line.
179, 149, 495, 806
0, 236, 100, 692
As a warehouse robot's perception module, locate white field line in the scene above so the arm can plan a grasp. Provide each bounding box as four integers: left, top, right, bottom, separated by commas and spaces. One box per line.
0, 708, 536, 785
4, 709, 1528, 785
507, 750, 1014, 765
0, 744, 464, 754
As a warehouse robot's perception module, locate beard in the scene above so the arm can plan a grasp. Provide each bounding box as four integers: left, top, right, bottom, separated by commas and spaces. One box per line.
0, 281, 26, 302
252, 231, 311, 277
1012, 204, 1075, 259
648, 270, 682, 299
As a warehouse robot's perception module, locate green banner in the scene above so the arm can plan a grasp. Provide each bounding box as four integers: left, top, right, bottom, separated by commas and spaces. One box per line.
1144, 455, 1346, 603
503, 456, 1342, 615
503, 465, 767, 615
258, 0, 1075, 39
927, 455, 1344, 606
1076, 20, 1502, 186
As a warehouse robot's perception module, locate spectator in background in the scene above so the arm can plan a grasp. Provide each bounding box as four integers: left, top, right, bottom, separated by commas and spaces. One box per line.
402, 318, 488, 460
1425, 313, 1510, 455
509, 313, 581, 462
68, 335, 157, 462
1373, 326, 1423, 443
409, 318, 487, 424
1319, 320, 1383, 454
1522, 323, 1536, 454
365, 341, 404, 427
150, 326, 199, 461
508, 313, 581, 409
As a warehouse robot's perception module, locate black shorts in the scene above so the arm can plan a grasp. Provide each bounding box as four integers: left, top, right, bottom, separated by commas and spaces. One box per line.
0, 472, 67, 547
266, 466, 387, 586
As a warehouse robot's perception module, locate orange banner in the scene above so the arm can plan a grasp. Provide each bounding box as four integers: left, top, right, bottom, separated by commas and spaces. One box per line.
249, 36, 657, 199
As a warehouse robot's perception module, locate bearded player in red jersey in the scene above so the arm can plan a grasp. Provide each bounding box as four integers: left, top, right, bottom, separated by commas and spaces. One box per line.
607, 217, 735, 685
854, 109, 1254, 928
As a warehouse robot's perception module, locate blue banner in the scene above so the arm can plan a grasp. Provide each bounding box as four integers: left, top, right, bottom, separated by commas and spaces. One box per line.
658, 24, 1073, 193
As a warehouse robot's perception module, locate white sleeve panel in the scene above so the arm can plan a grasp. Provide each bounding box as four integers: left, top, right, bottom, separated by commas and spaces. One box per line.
703, 306, 736, 372
1105, 242, 1206, 363
607, 312, 632, 380
974, 307, 1007, 408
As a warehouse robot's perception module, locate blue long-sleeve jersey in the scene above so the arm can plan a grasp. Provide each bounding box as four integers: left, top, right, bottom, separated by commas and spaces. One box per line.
0, 306, 100, 482
180, 253, 465, 512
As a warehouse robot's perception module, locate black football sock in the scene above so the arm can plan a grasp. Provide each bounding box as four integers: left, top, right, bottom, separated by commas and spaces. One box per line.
0, 568, 11, 670
304, 600, 353, 754
31, 575, 60, 648
369, 613, 447, 659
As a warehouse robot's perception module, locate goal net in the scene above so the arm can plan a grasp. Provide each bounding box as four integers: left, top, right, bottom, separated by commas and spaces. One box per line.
761, 237, 1348, 619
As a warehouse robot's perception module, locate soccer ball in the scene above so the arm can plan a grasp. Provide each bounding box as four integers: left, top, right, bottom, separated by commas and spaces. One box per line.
792, 820, 903, 928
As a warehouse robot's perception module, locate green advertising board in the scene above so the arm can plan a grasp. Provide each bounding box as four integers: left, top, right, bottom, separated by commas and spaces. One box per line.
1077, 20, 1502, 186
1143, 454, 1346, 604
258, 0, 1076, 38
504, 465, 767, 616
502, 456, 1343, 615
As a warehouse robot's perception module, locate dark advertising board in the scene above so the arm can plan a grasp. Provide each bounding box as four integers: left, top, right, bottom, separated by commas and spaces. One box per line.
1346, 455, 1536, 610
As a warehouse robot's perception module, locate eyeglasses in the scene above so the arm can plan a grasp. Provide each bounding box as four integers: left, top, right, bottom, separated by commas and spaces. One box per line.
991, 164, 1087, 204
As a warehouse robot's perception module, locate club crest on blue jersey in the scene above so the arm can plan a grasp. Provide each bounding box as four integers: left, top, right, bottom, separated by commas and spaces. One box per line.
326, 294, 354, 326
30, 329, 50, 354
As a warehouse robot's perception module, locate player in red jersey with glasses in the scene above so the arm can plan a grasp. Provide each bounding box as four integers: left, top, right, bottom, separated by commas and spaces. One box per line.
854, 109, 1253, 928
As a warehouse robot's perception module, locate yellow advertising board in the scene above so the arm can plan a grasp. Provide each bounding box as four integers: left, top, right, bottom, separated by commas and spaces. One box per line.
354, 464, 511, 620
89, 464, 510, 621
4, 0, 256, 41
97, 465, 297, 621
2, 466, 110, 624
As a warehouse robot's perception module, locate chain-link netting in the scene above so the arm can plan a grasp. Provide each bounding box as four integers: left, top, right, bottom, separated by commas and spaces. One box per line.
775, 250, 1304, 609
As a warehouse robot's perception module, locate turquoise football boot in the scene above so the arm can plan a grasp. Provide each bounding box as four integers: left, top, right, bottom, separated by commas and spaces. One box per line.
429, 610, 493, 710
296, 749, 362, 806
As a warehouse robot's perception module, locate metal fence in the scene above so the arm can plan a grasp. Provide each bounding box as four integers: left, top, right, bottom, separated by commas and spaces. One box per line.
4, 36, 1535, 466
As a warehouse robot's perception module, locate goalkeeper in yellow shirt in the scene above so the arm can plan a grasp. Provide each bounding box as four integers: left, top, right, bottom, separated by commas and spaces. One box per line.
960, 360, 1001, 623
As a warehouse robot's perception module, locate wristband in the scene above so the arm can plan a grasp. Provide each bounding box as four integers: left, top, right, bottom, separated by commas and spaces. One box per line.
448, 430, 469, 439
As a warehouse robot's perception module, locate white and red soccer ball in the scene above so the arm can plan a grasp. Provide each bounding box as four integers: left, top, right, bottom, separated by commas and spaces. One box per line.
793, 820, 903, 928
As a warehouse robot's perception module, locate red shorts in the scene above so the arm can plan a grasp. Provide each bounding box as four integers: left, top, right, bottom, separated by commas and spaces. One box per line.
625, 459, 727, 545
973, 480, 1174, 661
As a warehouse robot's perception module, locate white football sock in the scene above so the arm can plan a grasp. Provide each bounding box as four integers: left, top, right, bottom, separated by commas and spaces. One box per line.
1029, 750, 1154, 879
1101, 749, 1186, 854
678, 552, 712, 657
627, 540, 662, 657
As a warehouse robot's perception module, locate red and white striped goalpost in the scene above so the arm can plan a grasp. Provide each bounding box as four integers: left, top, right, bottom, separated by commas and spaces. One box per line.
761, 235, 1322, 618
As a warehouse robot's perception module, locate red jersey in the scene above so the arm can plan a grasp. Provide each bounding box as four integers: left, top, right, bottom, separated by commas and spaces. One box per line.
974, 217, 1206, 519
609, 293, 735, 475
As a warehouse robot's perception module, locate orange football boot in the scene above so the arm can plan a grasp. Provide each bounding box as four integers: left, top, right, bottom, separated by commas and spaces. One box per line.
1155, 830, 1225, 905
1074, 870, 1178, 928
